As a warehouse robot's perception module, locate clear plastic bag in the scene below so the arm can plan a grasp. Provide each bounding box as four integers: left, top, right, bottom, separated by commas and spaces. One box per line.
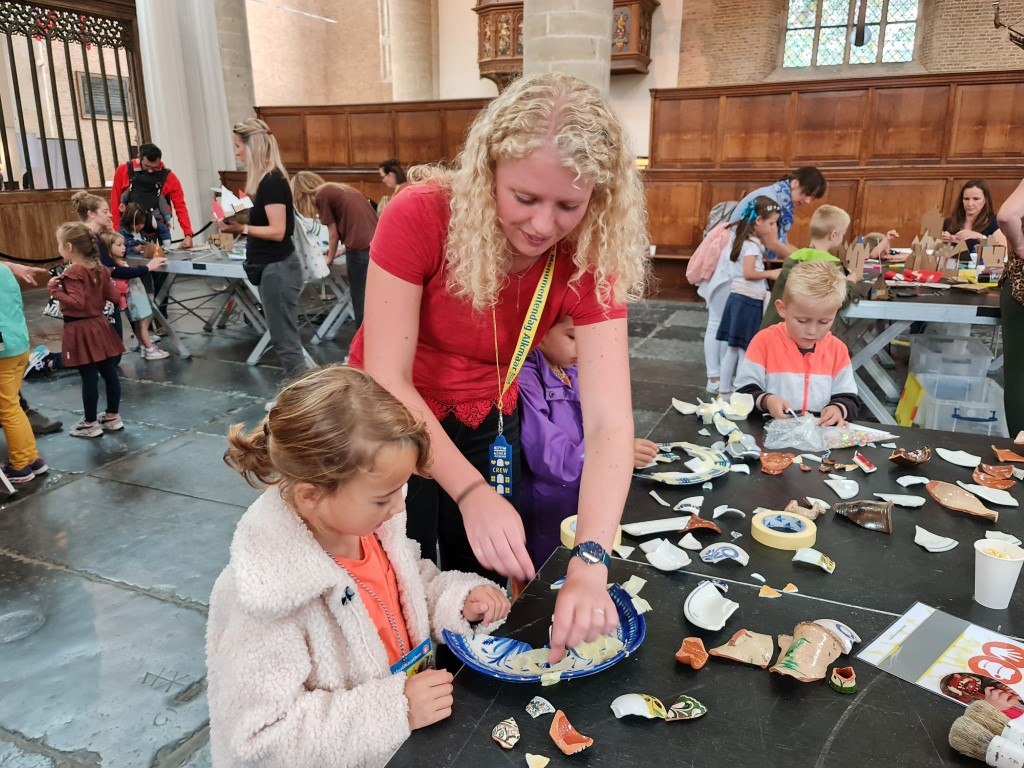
763, 414, 828, 453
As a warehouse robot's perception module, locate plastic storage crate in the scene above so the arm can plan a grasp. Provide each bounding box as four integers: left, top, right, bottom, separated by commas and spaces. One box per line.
909, 335, 993, 378
913, 374, 1008, 437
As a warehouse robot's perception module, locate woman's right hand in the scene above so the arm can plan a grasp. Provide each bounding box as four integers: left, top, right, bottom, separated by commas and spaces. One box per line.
146, 256, 167, 271
404, 669, 454, 730
459, 484, 535, 583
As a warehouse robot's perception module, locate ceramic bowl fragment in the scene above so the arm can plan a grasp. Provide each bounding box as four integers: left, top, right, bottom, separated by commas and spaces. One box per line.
813, 619, 861, 654
675, 637, 708, 669
829, 666, 858, 694
873, 492, 925, 508
956, 481, 1019, 507
783, 583, 799, 593
725, 431, 762, 460
792, 547, 836, 574
492, 717, 520, 749
636, 443, 731, 485
526, 696, 555, 719
610, 693, 666, 720
935, 447, 982, 468
709, 629, 774, 668
751, 572, 766, 583
914, 525, 958, 553
986, 531, 1023, 546
771, 622, 844, 682
678, 533, 703, 551
622, 518, 691, 537
664, 695, 708, 722
699, 542, 750, 566
852, 451, 877, 473
992, 445, 1024, 463
759, 585, 782, 598
526, 755, 550, 768
972, 467, 1016, 490
925, 481, 998, 523
834, 500, 894, 534
761, 452, 795, 475
889, 446, 931, 467
714, 412, 738, 437
979, 463, 1015, 479
549, 710, 593, 755
683, 580, 739, 631
681, 515, 723, 536
722, 392, 755, 420
649, 490, 671, 507
712, 504, 745, 519
671, 398, 698, 416
824, 474, 859, 499
645, 540, 692, 571
897, 475, 929, 488
639, 538, 667, 554
730, 464, 751, 474
673, 495, 704, 513
785, 498, 825, 521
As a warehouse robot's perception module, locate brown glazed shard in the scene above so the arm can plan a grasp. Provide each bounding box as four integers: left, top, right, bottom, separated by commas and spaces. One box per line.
889, 446, 931, 467
925, 481, 999, 523
682, 516, 723, 535
833, 500, 893, 534
760, 452, 795, 475
979, 464, 1015, 480
973, 467, 1016, 490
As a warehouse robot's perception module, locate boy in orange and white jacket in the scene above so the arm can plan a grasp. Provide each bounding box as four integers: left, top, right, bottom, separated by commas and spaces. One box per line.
735, 260, 861, 426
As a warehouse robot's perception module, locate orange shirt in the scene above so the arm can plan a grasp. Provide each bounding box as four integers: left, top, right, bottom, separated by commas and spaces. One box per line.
334, 535, 412, 666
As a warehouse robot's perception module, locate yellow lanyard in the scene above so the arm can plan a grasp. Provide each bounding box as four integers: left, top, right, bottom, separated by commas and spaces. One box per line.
491, 247, 558, 433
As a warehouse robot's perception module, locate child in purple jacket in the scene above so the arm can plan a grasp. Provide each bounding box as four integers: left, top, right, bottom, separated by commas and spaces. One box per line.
518, 316, 658, 570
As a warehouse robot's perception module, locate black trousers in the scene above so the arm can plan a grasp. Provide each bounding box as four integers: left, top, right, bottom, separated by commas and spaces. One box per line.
346, 248, 371, 329
405, 407, 521, 584
77, 358, 121, 422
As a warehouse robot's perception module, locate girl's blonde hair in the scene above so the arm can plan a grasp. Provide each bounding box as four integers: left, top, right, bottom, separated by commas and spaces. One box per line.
411, 72, 649, 310
71, 191, 106, 221
233, 118, 289, 197
57, 221, 101, 268
289, 171, 359, 219
224, 366, 431, 498
784, 260, 848, 306
98, 229, 125, 256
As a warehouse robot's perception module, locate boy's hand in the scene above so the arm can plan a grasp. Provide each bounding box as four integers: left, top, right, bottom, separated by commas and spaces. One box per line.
633, 438, 659, 468
819, 404, 847, 427
765, 394, 794, 420
405, 669, 454, 730
462, 585, 510, 625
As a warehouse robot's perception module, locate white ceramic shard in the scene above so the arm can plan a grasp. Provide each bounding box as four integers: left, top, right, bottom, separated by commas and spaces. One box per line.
702, 482, 714, 491
881, 442, 898, 449
697, 428, 711, 437
824, 473, 859, 500
730, 464, 751, 475
526, 755, 551, 768
683, 580, 739, 631
645, 540, 692, 571
610, 693, 666, 720
621, 575, 647, 596
685, 457, 708, 473
731, 531, 743, 540
714, 412, 738, 436
873, 492, 926, 508
622, 518, 691, 536
792, 547, 836, 574
751, 572, 766, 582
986, 531, 1023, 546
897, 475, 930, 488
713, 505, 745, 519
914, 525, 958, 554
956, 481, 1019, 507
813, 619, 861, 654
935, 447, 982, 468
639, 538, 666, 554
695, 400, 717, 425
678, 533, 702, 551
613, 545, 635, 560
700, 542, 750, 566
649, 490, 671, 507
801, 454, 823, 463
673, 495, 704, 513
1015, 467, 1024, 481
672, 398, 698, 415
722, 392, 755, 420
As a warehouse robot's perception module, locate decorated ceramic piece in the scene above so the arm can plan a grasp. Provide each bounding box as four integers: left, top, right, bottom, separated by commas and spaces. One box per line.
761, 452, 795, 475
709, 629, 774, 669
759, 585, 782, 598
785, 498, 826, 521
664, 695, 708, 722
549, 710, 593, 755
671, 398, 698, 416
813, 619, 861, 654
829, 666, 857, 694
526, 755, 550, 768
673, 495, 704, 514
889, 446, 931, 468
771, 621, 844, 682
972, 467, 1017, 491
714, 412, 738, 437
897, 475, 929, 488
526, 697, 556, 719
675, 637, 709, 669
935, 447, 982, 468
712, 505, 745, 519
873, 492, 926, 508
834, 500, 894, 534
722, 392, 755, 420
492, 717, 521, 749
678, 533, 702, 550
681, 515, 722, 536
699, 542, 750, 566
853, 451, 877, 473
956, 481, 1019, 507
683, 580, 739, 631
986, 531, 1023, 546
727, 430, 762, 459
925, 481, 998, 523
980, 463, 1015, 479
993, 445, 1024, 463
610, 693, 666, 720
695, 400, 717, 425
645, 540, 692, 571
824, 473, 859, 500
914, 525, 958, 553
792, 547, 836, 574
637, 443, 731, 486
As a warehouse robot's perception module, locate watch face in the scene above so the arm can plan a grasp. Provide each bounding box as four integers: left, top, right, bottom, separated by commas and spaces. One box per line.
581, 550, 600, 564
574, 541, 608, 565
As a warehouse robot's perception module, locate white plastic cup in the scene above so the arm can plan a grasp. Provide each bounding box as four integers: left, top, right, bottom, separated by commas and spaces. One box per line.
974, 539, 1024, 609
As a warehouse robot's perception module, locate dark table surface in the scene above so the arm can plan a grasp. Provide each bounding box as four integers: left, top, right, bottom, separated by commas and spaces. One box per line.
387, 413, 1024, 767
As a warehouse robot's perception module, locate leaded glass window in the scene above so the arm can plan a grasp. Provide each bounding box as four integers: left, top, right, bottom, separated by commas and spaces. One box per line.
783, 0, 919, 68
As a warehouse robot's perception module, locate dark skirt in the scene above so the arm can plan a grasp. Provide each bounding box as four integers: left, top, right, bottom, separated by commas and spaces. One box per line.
716, 293, 764, 350
61, 315, 124, 367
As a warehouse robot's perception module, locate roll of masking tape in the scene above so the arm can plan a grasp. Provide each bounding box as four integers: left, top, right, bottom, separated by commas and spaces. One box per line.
560, 515, 623, 551
751, 509, 817, 550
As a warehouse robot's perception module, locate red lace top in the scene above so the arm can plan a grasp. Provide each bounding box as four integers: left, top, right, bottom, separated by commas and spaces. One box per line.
348, 184, 626, 428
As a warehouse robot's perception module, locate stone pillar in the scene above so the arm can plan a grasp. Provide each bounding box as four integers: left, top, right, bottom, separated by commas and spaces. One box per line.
523, 0, 613, 94
389, 0, 438, 101
214, 0, 256, 128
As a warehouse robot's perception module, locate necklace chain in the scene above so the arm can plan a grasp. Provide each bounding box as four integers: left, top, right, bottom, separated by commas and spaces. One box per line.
332, 553, 408, 657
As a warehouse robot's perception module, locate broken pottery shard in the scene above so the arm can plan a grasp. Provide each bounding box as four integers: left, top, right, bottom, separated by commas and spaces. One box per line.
824, 474, 859, 499
649, 490, 670, 507
785, 498, 825, 521
549, 710, 593, 755
993, 445, 1024, 463
834, 500, 894, 534
492, 717, 520, 749
770, 621, 843, 683
675, 637, 709, 670
610, 693, 666, 720
760, 452, 794, 475
526, 697, 556, 719
889, 446, 931, 468
792, 547, 836, 574
709, 629, 775, 669
526, 755, 551, 768
783, 583, 798, 593
678, 533, 702, 550
935, 447, 982, 468
972, 467, 1017, 491
914, 525, 958, 553
759, 585, 782, 599
925, 481, 998, 523
853, 451, 877, 473
664, 695, 708, 722
682, 515, 723, 536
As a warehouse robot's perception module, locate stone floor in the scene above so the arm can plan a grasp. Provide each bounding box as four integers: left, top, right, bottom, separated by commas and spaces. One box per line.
0, 282, 708, 767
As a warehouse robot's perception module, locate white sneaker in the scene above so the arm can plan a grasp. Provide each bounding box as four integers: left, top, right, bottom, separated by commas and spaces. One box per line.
141, 346, 170, 360
705, 379, 719, 394
150, 333, 162, 344
24, 345, 49, 377
69, 420, 103, 438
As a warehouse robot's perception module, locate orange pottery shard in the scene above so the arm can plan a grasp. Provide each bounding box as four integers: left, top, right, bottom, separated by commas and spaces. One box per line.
682, 516, 723, 535
549, 710, 593, 755
759, 585, 782, 599
889, 446, 931, 467
761, 452, 795, 475
925, 481, 998, 523
980, 464, 1015, 480
709, 629, 774, 669
675, 637, 709, 670
992, 445, 1024, 463
973, 467, 1016, 491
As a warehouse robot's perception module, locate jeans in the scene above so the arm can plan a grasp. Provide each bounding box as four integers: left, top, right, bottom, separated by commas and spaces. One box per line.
703, 285, 729, 380
77, 357, 121, 422
0, 352, 38, 468
259, 253, 308, 376
404, 408, 521, 583
346, 248, 370, 329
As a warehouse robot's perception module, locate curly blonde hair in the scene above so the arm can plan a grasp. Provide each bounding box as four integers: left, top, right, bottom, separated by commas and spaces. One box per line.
411, 72, 649, 310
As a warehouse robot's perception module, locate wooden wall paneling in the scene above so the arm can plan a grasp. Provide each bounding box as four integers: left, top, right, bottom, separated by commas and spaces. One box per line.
720, 93, 789, 165
868, 87, 948, 161
441, 108, 481, 161
649, 97, 718, 167
645, 181, 703, 249
260, 114, 307, 168
790, 90, 868, 164
0, 188, 107, 266
305, 114, 350, 167
348, 112, 394, 166
948, 83, 1024, 160
860, 180, 948, 244
395, 110, 444, 166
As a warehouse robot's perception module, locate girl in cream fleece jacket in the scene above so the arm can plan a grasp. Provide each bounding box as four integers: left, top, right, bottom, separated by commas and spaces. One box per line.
207, 366, 509, 768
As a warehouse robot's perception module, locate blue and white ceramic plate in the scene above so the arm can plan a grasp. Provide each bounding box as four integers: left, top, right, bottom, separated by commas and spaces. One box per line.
442, 584, 646, 683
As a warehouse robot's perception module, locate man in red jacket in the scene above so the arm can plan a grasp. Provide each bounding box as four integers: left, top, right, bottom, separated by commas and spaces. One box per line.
110, 143, 194, 249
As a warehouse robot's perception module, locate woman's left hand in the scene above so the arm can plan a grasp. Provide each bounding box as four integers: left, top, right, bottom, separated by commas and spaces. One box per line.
218, 219, 244, 234
953, 229, 980, 242
462, 585, 511, 625
548, 561, 618, 664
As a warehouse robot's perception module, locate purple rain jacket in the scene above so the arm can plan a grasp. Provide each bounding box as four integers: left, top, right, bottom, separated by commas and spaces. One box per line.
518, 349, 584, 570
